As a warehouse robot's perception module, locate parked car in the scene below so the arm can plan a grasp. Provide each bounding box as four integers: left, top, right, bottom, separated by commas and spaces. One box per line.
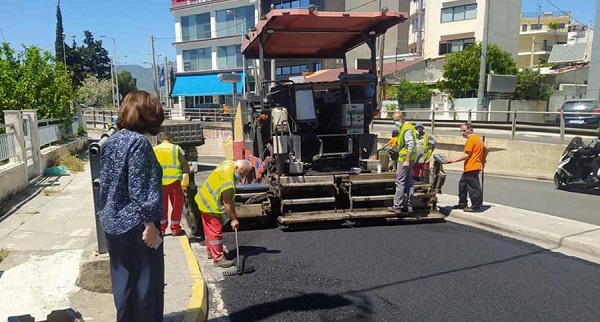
556, 99, 600, 127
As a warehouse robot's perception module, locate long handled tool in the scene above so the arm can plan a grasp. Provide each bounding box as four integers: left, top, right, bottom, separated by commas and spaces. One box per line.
481, 135, 486, 199
223, 227, 256, 277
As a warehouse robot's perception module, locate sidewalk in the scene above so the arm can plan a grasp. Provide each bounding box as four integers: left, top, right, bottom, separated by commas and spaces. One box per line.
0, 161, 206, 321
438, 194, 600, 265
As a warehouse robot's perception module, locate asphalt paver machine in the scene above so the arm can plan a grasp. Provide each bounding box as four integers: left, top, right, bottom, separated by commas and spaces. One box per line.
232, 9, 446, 226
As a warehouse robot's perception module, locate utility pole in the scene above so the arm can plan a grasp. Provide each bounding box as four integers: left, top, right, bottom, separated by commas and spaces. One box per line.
150, 34, 159, 97
477, 0, 491, 112
377, 4, 388, 108
416, 0, 424, 58
530, 36, 536, 67
164, 56, 169, 109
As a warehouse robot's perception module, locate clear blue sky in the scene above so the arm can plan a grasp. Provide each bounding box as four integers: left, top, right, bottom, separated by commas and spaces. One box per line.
522, 0, 596, 26
0, 0, 176, 66
0, 0, 596, 67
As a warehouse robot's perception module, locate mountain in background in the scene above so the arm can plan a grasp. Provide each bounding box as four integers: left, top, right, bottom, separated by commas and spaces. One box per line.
118, 64, 155, 93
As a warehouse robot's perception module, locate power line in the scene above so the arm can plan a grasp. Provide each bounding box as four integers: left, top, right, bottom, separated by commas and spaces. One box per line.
0, 26, 6, 42
346, 0, 379, 12
544, 0, 589, 27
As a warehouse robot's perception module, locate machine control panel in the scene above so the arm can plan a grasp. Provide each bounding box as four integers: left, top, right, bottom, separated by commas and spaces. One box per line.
341, 103, 364, 134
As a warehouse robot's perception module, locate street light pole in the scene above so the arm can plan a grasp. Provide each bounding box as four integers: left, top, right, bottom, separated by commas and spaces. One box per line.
227, 10, 246, 99
61, 32, 67, 73
101, 35, 120, 107
109, 56, 116, 107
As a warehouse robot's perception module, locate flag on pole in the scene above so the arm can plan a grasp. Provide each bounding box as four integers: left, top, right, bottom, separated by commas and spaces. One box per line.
159, 66, 165, 87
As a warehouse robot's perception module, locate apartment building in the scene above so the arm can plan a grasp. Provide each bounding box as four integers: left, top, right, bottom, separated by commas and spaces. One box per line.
407, 0, 521, 60
517, 11, 570, 68
170, 0, 256, 110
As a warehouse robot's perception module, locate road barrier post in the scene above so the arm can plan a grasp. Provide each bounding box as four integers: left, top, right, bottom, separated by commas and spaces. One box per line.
511, 110, 517, 141
431, 109, 436, 135
559, 111, 565, 145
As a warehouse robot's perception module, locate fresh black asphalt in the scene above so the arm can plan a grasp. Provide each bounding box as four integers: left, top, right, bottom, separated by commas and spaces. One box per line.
217, 222, 600, 322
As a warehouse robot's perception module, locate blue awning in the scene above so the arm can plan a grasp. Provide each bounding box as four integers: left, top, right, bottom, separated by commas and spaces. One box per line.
170, 73, 244, 97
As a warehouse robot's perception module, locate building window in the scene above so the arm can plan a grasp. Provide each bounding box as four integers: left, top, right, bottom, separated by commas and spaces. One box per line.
522, 24, 528, 32
274, 0, 310, 9
183, 48, 212, 71
411, 18, 418, 33
439, 37, 475, 55
218, 45, 242, 69
216, 5, 255, 38
558, 23, 566, 29
181, 13, 211, 41
530, 24, 542, 30
275, 64, 310, 76
441, 4, 477, 23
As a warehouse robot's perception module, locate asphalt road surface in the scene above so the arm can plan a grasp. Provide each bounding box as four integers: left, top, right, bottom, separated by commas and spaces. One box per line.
216, 222, 600, 322
192, 169, 600, 322
442, 171, 600, 225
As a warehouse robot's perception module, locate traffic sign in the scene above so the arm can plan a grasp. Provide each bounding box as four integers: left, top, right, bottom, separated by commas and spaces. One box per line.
218, 73, 241, 83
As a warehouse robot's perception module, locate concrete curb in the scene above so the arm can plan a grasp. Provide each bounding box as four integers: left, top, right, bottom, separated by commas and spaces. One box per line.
178, 235, 209, 322
438, 194, 600, 264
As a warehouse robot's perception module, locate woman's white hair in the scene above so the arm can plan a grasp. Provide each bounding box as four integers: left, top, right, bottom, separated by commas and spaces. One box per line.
234, 159, 252, 172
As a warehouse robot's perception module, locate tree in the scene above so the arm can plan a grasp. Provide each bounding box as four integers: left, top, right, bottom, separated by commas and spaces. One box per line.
514, 68, 553, 100
117, 70, 138, 100
0, 43, 76, 123
440, 43, 518, 98
77, 75, 112, 107
54, 0, 65, 67
396, 79, 432, 108
67, 31, 111, 86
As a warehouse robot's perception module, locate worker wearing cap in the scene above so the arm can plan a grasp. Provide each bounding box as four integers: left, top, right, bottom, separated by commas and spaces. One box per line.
387, 111, 417, 216
153, 132, 189, 236
413, 123, 436, 183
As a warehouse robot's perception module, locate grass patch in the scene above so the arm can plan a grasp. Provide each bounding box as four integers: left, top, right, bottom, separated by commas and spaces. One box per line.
59, 154, 84, 172
0, 248, 9, 263
43, 188, 62, 196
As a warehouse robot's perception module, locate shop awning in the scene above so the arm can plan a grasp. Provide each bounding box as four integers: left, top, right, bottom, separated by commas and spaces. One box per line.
170, 73, 244, 97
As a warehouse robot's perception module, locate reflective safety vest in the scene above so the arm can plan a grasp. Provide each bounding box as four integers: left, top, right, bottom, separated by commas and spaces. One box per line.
397, 122, 417, 162
153, 142, 183, 185
420, 132, 433, 162
194, 160, 236, 224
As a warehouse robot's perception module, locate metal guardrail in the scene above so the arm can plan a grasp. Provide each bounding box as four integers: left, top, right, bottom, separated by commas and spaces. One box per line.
82, 107, 235, 130
0, 124, 17, 162
377, 109, 599, 144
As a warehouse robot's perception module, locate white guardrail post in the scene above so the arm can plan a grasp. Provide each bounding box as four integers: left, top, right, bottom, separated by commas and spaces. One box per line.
511, 110, 517, 141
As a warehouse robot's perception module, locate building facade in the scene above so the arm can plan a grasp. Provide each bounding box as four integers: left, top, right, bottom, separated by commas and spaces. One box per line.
170, 0, 257, 110
407, 0, 521, 60
517, 11, 570, 68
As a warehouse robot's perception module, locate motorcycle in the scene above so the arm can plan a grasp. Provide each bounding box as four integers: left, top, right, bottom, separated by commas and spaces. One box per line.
554, 137, 600, 190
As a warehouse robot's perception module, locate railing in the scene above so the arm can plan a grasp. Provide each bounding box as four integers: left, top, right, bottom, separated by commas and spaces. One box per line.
81, 108, 118, 130
82, 107, 235, 130
376, 109, 599, 144
38, 118, 64, 147
0, 124, 17, 162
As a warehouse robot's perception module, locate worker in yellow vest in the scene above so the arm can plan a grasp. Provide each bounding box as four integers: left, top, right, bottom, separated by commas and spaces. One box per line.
387, 111, 417, 216
413, 123, 436, 183
194, 159, 253, 268
153, 132, 189, 236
